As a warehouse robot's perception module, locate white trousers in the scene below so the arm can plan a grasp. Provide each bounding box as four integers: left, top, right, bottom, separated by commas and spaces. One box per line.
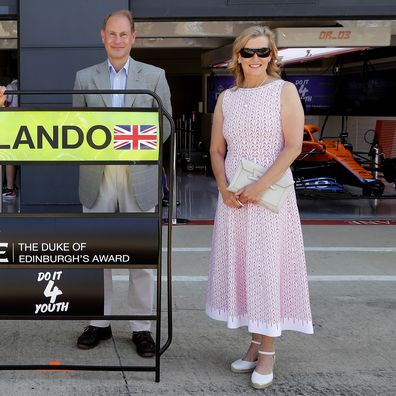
84, 165, 154, 332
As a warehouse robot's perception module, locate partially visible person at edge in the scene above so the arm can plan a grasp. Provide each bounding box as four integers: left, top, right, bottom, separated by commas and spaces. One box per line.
206, 25, 313, 389
0, 79, 19, 199
73, 9, 171, 357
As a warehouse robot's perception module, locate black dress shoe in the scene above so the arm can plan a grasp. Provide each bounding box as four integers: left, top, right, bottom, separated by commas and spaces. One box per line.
77, 325, 112, 349
132, 331, 155, 357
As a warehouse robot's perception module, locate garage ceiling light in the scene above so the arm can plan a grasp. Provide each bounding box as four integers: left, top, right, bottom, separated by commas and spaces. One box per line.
278, 47, 366, 65
209, 47, 365, 68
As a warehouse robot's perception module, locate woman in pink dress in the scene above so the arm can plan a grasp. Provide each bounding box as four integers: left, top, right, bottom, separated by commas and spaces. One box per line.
206, 26, 313, 389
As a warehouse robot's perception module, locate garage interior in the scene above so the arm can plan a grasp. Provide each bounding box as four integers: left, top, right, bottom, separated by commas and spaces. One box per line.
1, 18, 396, 220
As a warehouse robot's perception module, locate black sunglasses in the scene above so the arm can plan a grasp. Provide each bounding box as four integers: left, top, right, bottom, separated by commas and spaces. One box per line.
239, 47, 271, 58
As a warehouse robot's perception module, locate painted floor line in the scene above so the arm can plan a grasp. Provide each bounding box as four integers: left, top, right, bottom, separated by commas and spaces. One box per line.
163, 247, 396, 253
113, 275, 396, 282
308, 275, 396, 281
305, 247, 396, 252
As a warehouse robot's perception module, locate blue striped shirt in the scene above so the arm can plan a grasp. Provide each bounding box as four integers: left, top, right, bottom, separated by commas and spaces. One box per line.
108, 58, 130, 108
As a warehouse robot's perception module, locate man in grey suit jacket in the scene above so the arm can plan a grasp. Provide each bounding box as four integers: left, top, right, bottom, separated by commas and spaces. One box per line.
74, 10, 171, 357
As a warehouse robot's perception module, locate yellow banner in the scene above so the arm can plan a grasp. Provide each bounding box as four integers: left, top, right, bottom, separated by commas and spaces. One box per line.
0, 109, 160, 162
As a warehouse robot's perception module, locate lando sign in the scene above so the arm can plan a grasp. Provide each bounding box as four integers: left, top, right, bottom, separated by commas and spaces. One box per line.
0, 108, 160, 162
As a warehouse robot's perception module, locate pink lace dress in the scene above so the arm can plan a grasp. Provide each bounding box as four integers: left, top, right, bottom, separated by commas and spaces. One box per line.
206, 80, 313, 336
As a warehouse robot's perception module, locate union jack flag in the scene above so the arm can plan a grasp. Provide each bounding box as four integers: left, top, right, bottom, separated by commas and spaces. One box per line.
114, 125, 158, 150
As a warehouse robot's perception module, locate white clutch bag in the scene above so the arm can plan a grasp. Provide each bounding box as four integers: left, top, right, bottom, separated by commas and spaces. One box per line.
227, 159, 295, 213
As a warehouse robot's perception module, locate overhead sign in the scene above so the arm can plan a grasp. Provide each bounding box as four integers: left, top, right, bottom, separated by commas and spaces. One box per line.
0, 109, 160, 162
275, 27, 391, 47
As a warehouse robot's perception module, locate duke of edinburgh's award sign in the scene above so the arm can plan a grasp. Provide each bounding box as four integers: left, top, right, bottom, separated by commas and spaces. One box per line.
0, 109, 160, 162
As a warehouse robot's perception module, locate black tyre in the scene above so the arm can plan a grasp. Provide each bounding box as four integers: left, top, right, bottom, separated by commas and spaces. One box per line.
186, 162, 195, 172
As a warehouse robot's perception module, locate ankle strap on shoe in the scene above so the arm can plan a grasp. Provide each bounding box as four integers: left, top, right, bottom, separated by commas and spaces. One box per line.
258, 350, 275, 356
251, 340, 261, 345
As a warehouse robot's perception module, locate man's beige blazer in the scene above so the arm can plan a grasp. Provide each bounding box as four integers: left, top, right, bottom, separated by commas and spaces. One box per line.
73, 57, 172, 211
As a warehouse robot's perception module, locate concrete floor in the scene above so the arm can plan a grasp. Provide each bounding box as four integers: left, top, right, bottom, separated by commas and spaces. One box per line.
0, 224, 395, 395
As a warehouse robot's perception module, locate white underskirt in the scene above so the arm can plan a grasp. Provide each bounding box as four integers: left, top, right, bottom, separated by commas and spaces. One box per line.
206, 305, 314, 337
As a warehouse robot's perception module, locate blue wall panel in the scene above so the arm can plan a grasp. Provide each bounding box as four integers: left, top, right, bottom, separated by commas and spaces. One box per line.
19, 0, 128, 210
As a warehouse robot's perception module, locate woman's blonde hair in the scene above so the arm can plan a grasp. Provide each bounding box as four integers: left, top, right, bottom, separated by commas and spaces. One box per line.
228, 25, 281, 87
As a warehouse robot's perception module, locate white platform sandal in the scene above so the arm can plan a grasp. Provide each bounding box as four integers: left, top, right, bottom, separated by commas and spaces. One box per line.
250, 350, 275, 389
230, 340, 261, 373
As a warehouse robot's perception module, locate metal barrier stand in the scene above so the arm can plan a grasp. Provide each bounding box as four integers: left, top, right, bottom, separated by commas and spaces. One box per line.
0, 89, 174, 382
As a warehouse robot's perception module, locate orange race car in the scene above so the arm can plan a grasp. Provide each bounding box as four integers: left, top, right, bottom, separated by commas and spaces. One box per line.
293, 125, 384, 196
